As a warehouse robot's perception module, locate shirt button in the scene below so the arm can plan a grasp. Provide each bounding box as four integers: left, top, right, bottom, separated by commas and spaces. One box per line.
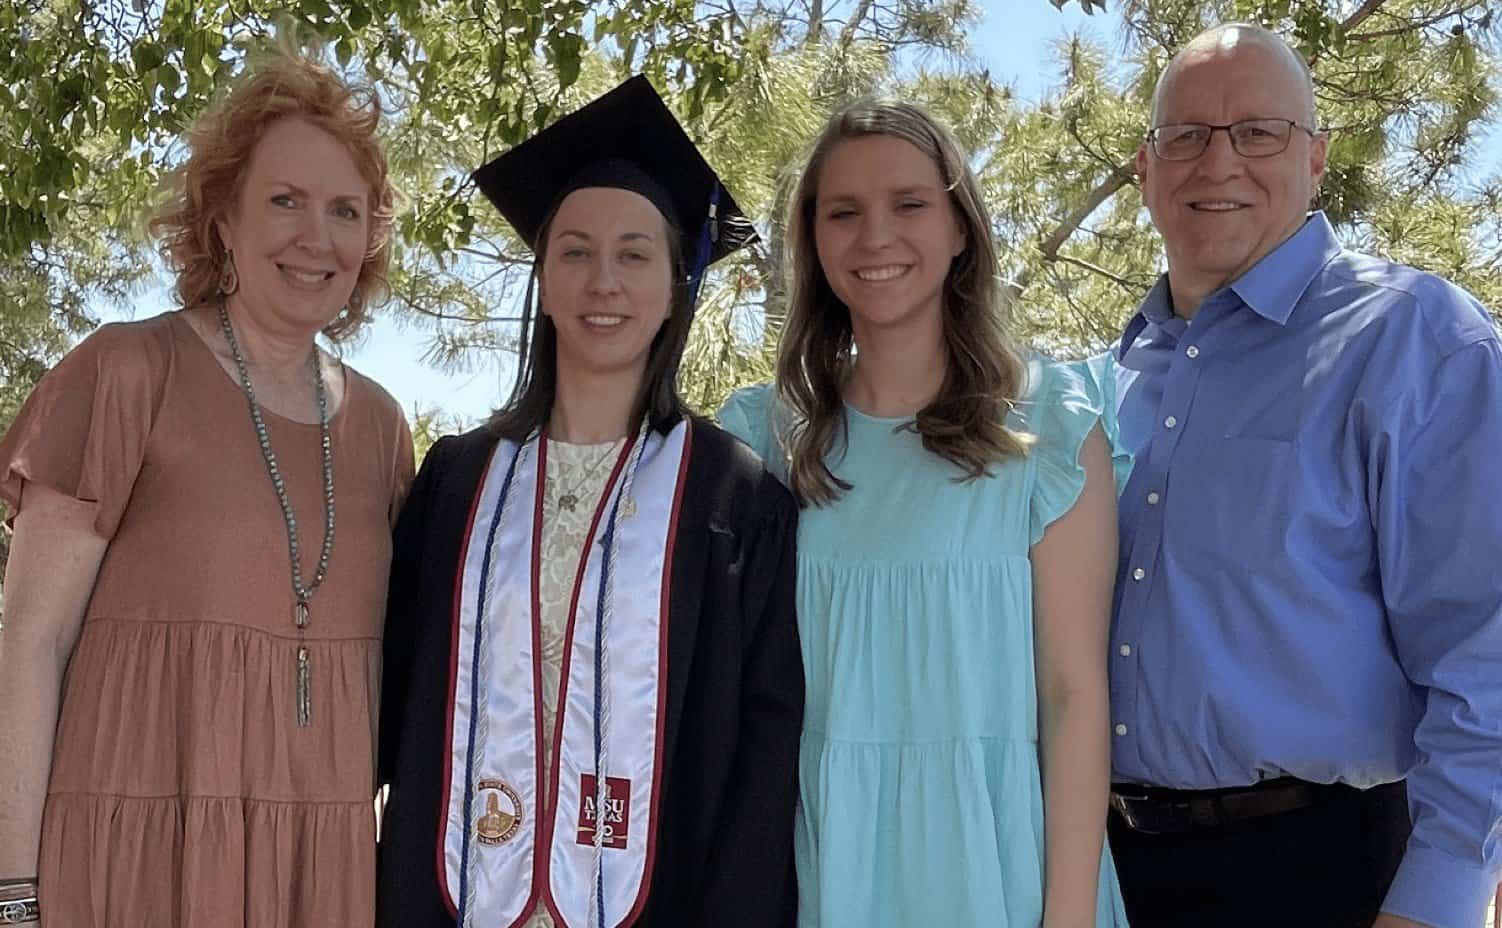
1147, 491, 1161, 505
1132, 567, 1145, 581
1119, 644, 1132, 657
1164, 415, 1178, 429
1114, 723, 1128, 736
1185, 345, 1200, 359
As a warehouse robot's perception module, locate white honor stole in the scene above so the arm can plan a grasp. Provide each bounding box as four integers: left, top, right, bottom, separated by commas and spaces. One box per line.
440, 420, 691, 928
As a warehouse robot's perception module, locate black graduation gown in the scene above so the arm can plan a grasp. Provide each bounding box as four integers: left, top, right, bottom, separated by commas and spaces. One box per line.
376, 418, 802, 928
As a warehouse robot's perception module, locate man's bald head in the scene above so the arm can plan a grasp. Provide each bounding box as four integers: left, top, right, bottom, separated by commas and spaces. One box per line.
1151, 23, 1317, 128
1136, 20, 1329, 317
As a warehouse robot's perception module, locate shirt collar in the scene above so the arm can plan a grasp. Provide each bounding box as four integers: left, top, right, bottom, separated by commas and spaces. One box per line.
1229, 211, 1342, 325
1117, 211, 1342, 360
1117, 275, 1173, 360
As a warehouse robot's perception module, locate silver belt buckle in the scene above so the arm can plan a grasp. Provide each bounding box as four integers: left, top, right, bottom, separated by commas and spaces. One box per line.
0, 898, 39, 925
1109, 791, 1143, 831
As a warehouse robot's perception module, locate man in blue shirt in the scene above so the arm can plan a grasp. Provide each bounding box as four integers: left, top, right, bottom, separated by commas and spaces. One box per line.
1104, 23, 1502, 928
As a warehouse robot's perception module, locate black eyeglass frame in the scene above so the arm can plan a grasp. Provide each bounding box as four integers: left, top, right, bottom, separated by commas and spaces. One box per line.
1146, 118, 1322, 161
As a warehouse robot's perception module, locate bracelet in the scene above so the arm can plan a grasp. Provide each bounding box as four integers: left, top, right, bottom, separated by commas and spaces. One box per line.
0, 897, 37, 925
0, 882, 32, 889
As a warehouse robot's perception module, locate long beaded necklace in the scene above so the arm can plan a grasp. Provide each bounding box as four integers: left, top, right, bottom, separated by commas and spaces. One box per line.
217, 303, 336, 728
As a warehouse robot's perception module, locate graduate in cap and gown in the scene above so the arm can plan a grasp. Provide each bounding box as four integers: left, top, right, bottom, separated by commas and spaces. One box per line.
375, 76, 803, 928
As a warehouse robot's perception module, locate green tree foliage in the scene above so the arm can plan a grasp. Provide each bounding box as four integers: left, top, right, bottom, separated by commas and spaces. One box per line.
0, 0, 745, 428
353, 0, 1502, 414
0, 0, 742, 571
382, 1, 986, 414
409, 401, 468, 461
1012, 0, 1501, 355
1, 0, 1498, 429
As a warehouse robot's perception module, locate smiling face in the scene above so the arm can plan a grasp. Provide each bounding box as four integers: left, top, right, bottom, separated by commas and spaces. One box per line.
812, 134, 967, 334
1136, 32, 1327, 312
539, 186, 676, 386
215, 117, 372, 336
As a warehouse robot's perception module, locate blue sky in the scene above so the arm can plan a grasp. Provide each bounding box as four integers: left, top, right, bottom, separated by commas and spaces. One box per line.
100, 2, 1498, 425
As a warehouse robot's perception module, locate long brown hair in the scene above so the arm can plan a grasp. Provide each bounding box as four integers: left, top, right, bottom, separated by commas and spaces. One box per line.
776, 100, 1033, 506
488, 200, 692, 441
150, 48, 394, 341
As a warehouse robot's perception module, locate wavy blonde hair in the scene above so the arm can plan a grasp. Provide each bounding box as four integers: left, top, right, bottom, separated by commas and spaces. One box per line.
776, 100, 1033, 506
150, 49, 394, 341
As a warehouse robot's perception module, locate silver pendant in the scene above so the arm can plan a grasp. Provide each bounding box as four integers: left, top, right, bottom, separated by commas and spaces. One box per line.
294, 600, 310, 628
559, 493, 578, 511
296, 647, 312, 727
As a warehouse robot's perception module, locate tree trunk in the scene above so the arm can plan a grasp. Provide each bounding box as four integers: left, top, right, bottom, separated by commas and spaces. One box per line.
837, 0, 876, 49
806, 0, 825, 45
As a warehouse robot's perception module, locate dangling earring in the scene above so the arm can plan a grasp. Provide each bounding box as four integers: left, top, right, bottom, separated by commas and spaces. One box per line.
218, 251, 239, 296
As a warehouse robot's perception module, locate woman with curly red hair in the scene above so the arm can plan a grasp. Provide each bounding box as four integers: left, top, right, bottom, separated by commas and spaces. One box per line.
0, 50, 412, 927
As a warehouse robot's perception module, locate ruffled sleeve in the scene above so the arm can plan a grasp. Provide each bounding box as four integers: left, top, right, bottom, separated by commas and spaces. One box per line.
1072, 350, 1134, 492
0, 320, 169, 538
1018, 357, 1132, 546
717, 382, 781, 473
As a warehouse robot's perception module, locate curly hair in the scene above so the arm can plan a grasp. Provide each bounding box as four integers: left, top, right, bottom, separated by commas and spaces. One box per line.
776, 100, 1034, 506
149, 49, 394, 341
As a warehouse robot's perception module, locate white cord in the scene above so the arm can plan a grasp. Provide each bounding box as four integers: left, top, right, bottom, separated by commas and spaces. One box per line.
463, 442, 530, 927
586, 418, 653, 927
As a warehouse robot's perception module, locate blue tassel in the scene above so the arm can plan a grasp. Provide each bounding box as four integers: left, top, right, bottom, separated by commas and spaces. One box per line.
686, 184, 721, 310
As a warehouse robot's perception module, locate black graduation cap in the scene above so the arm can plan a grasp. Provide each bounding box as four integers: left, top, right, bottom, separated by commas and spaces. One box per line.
471, 75, 757, 307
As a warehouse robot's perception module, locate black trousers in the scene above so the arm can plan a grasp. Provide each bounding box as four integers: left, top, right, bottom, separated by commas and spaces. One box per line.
1108, 780, 1410, 928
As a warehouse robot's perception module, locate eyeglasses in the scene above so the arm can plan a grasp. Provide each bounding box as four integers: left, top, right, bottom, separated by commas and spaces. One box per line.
1147, 118, 1319, 161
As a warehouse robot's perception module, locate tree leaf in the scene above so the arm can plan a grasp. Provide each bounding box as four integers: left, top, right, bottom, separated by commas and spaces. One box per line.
157, 64, 181, 94
131, 41, 165, 73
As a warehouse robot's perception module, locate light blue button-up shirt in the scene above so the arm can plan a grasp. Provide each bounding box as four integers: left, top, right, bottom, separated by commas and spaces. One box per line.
1104, 213, 1502, 928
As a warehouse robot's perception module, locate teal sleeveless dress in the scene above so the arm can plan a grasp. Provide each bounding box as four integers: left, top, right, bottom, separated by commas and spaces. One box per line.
719, 359, 1132, 928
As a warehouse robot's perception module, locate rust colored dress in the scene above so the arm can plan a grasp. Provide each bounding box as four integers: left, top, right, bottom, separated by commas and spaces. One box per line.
0, 310, 415, 927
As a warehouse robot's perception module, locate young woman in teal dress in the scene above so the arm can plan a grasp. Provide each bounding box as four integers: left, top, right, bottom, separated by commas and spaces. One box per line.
719, 102, 1131, 927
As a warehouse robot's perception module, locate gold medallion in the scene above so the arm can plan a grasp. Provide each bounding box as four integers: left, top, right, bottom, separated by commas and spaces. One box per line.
475, 778, 524, 846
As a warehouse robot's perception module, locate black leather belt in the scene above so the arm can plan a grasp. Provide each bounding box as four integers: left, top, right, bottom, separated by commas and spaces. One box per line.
1110, 778, 1320, 834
